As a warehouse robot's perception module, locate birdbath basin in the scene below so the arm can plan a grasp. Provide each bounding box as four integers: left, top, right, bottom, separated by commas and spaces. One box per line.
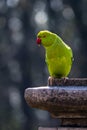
24, 77, 87, 126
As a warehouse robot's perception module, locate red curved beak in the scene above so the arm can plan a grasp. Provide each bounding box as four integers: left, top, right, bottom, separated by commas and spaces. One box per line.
36, 38, 41, 45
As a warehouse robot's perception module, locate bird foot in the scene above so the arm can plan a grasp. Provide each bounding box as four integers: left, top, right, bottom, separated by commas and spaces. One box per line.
48, 76, 69, 86
48, 76, 54, 86
61, 77, 69, 84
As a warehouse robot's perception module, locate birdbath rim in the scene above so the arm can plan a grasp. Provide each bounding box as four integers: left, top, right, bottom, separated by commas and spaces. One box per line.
24, 78, 87, 126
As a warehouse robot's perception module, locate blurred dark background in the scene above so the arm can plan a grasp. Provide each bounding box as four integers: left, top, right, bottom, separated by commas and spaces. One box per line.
0, 0, 87, 130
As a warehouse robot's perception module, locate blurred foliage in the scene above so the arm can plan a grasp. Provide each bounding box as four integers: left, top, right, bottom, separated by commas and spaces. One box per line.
0, 0, 87, 130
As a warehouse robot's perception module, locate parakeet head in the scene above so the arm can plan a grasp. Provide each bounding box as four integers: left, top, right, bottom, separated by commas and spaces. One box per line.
36, 30, 56, 47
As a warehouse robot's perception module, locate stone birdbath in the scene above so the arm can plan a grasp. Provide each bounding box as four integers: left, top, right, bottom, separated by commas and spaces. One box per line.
24, 77, 87, 128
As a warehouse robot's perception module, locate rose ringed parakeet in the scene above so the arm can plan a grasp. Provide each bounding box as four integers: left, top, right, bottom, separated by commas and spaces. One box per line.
36, 30, 73, 78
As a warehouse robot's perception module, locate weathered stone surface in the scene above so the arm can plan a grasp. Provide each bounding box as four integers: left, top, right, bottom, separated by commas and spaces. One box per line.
24, 86, 87, 117
39, 127, 87, 130
24, 78, 87, 126
61, 118, 87, 126
48, 77, 87, 86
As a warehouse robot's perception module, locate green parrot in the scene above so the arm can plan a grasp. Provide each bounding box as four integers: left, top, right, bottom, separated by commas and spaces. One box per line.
36, 30, 73, 78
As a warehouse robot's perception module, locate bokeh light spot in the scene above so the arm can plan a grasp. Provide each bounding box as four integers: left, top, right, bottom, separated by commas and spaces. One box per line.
35, 11, 48, 25
50, 0, 63, 12
6, 0, 19, 7
8, 17, 22, 32
63, 7, 75, 20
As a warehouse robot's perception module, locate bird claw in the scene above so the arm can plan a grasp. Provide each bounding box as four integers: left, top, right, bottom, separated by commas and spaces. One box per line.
48, 76, 55, 86
61, 77, 69, 84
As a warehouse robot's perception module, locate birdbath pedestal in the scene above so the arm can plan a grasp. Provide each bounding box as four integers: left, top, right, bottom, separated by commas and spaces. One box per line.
24, 77, 87, 129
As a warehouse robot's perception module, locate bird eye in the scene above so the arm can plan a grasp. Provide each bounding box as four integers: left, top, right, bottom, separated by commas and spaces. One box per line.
43, 35, 46, 38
